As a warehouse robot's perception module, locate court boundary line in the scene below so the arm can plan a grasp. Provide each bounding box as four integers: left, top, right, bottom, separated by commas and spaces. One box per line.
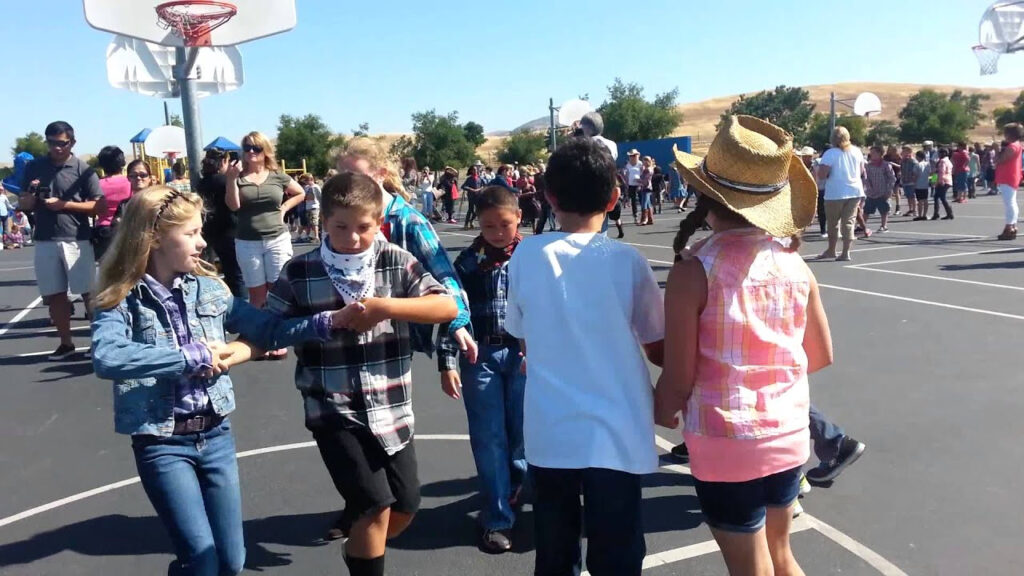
0, 296, 41, 337
847, 266, 1024, 292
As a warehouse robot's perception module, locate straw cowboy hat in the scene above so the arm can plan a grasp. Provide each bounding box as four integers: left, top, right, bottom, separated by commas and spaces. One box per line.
672, 115, 816, 238
795, 146, 816, 156
627, 148, 640, 156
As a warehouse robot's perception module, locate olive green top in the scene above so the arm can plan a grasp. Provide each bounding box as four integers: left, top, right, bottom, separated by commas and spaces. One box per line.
235, 172, 294, 241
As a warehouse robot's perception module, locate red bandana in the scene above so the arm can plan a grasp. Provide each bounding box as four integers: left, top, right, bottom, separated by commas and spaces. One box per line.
470, 234, 522, 271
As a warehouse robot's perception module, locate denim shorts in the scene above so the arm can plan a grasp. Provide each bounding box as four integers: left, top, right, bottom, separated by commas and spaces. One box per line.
902, 185, 917, 199
863, 196, 890, 215
693, 465, 803, 533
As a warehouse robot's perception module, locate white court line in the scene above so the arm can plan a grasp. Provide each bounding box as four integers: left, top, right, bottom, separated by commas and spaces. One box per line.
7, 346, 90, 359
850, 266, 1024, 292
818, 284, 1024, 321
0, 434, 469, 530
0, 266, 35, 272
846, 246, 1021, 268
880, 230, 985, 238
0, 325, 89, 339
0, 296, 42, 337
802, 515, 910, 576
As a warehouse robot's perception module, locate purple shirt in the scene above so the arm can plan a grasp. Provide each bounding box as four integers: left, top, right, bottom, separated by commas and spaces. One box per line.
142, 274, 213, 417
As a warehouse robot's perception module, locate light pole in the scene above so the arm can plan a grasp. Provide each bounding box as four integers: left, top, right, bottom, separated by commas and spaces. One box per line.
548, 98, 559, 152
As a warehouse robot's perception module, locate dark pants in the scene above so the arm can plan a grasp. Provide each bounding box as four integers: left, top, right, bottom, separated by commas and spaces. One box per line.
209, 233, 245, 298
627, 186, 640, 219
443, 195, 455, 220
464, 197, 477, 227
535, 204, 554, 234
808, 404, 845, 463
933, 185, 952, 217
532, 466, 645, 576
817, 189, 826, 234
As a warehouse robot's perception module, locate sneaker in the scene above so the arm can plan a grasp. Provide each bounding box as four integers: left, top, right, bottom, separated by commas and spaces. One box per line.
326, 510, 351, 541
876, 226, 888, 233
799, 474, 812, 497
893, 210, 901, 216
792, 501, 804, 518
942, 215, 954, 220
670, 442, 689, 462
49, 343, 77, 361
806, 436, 866, 484
481, 529, 512, 553
447, 218, 458, 224
861, 228, 872, 238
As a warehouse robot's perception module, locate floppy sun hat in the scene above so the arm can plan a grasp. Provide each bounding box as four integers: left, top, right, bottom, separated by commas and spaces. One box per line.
672, 115, 816, 238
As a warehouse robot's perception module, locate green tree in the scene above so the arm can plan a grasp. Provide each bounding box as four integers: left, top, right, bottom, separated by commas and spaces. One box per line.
169, 113, 183, 128
805, 113, 867, 152
865, 120, 901, 146
352, 122, 370, 137
898, 89, 987, 143
463, 121, 487, 148
992, 91, 1024, 128
275, 114, 345, 177
389, 135, 415, 161
721, 86, 816, 142
496, 130, 548, 165
0, 166, 12, 181
12, 132, 48, 158
409, 110, 477, 169
598, 78, 684, 142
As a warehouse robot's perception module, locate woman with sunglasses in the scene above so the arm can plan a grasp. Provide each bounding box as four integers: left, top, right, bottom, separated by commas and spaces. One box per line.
225, 132, 305, 359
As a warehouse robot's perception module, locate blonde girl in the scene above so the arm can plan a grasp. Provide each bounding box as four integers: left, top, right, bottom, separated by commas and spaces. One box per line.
655, 117, 834, 576
224, 132, 305, 305
91, 187, 342, 576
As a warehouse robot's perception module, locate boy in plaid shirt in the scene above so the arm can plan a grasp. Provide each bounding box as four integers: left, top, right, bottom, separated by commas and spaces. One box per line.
267, 173, 457, 576
437, 186, 526, 553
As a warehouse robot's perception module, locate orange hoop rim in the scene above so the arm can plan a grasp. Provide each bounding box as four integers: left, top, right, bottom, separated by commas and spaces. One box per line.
156, 0, 238, 46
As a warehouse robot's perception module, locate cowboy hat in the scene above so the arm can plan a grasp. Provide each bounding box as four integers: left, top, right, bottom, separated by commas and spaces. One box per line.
627, 148, 640, 156
795, 146, 816, 156
672, 115, 816, 238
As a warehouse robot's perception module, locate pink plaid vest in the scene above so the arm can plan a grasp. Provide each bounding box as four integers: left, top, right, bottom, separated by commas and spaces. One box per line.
684, 229, 811, 441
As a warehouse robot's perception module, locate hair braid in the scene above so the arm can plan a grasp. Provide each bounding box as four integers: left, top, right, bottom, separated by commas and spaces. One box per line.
672, 197, 710, 254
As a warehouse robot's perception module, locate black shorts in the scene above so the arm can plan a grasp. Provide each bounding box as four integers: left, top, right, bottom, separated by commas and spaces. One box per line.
312, 425, 420, 520
915, 188, 930, 201
607, 201, 623, 221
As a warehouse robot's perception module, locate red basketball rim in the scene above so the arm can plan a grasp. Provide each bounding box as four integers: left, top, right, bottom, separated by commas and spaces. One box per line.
156, 0, 238, 47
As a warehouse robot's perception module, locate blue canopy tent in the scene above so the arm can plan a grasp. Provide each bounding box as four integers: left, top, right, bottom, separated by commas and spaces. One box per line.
2, 152, 35, 194
205, 136, 241, 151
130, 128, 151, 143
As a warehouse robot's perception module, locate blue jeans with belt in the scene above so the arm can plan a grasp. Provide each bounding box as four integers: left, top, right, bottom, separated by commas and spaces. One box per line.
460, 342, 527, 531
132, 419, 245, 576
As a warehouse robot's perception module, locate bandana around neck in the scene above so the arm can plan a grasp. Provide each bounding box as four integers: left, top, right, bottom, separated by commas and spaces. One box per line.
470, 234, 522, 271
320, 237, 377, 305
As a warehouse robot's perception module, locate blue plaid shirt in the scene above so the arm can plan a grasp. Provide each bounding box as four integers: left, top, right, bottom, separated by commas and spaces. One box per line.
437, 244, 511, 371
384, 194, 470, 356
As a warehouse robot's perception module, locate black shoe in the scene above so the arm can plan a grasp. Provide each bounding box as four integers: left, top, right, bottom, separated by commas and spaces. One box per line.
913, 216, 926, 221
930, 215, 940, 221
806, 436, 866, 484
481, 529, 512, 553
326, 510, 352, 541
49, 343, 77, 361
942, 215, 954, 220
670, 442, 689, 462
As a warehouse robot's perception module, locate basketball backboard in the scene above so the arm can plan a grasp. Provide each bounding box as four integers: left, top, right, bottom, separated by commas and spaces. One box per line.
146, 125, 188, 157
106, 35, 243, 98
557, 99, 594, 127
83, 0, 296, 47
979, 0, 1024, 53
853, 92, 882, 117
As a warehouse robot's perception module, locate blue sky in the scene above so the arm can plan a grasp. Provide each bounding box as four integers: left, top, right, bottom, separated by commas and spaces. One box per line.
2, 0, 1022, 163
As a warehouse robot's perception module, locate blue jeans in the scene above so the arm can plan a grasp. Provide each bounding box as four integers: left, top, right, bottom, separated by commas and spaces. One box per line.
132, 420, 245, 576
532, 466, 646, 576
421, 190, 435, 218
809, 404, 844, 463
460, 344, 527, 530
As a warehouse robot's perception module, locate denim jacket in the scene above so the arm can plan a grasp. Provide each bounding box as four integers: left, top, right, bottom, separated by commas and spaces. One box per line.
92, 274, 325, 437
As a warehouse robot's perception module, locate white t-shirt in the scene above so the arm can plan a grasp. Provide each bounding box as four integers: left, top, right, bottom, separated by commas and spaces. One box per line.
505, 232, 665, 474
304, 184, 322, 209
820, 146, 866, 200
594, 135, 618, 161
625, 162, 643, 186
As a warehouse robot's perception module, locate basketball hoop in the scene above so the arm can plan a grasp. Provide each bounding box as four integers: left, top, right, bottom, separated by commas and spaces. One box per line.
973, 44, 1001, 75
156, 1, 238, 47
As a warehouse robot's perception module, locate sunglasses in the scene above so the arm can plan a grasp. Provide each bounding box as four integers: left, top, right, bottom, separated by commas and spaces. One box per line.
46, 139, 72, 148
242, 145, 263, 153
128, 172, 151, 179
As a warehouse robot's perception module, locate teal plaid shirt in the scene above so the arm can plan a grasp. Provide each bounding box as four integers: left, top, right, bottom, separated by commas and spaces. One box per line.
384, 194, 470, 357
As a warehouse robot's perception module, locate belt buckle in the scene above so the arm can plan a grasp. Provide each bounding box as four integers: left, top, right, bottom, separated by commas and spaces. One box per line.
187, 416, 206, 433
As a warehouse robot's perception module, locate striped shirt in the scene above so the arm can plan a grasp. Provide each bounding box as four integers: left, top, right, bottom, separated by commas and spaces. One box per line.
267, 238, 448, 454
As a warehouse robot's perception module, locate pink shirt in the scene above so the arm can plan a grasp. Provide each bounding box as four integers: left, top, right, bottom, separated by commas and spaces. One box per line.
97, 175, 132, 227
995, 141, 1023, 188
680, 229, 811, 482
936, 158, 953, 187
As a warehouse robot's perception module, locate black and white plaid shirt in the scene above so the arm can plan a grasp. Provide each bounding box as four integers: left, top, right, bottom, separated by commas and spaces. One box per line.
267, 238, 447, 454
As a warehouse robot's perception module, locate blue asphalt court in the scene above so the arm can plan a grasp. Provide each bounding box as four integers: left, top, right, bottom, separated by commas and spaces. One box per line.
0, 194, 1021, 575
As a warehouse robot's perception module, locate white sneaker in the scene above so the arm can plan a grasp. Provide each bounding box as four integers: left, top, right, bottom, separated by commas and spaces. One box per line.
792, 501, 804, 518
876, 226, 888, 233
820, 233, 828, 238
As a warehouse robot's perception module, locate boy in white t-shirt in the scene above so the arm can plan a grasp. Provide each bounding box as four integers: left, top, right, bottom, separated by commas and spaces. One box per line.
506, 138, 665, 576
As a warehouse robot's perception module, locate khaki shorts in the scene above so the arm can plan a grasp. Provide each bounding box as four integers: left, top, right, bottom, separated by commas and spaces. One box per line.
34, 240, 96, 297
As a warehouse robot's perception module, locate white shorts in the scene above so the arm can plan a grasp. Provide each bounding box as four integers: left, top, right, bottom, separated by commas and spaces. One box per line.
235, 231, 293, 288
34, 240, 96, 297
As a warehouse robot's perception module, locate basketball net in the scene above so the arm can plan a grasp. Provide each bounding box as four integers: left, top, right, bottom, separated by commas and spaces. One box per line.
973, 45, 1001, 76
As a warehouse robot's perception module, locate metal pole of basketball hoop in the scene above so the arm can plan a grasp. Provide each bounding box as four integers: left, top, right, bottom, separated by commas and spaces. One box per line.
549, 98, 559, 152
829, 92, 858, 134
175, 47, 204, 189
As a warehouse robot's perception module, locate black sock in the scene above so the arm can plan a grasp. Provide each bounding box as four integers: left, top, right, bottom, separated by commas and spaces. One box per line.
344, 553, 385, 576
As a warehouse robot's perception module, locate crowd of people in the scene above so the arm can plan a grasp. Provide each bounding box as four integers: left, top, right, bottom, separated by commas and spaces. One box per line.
4, 110, 1017, 576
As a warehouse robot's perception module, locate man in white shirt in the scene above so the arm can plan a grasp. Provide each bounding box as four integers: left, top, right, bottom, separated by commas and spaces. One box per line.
623, 149, 643, 223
